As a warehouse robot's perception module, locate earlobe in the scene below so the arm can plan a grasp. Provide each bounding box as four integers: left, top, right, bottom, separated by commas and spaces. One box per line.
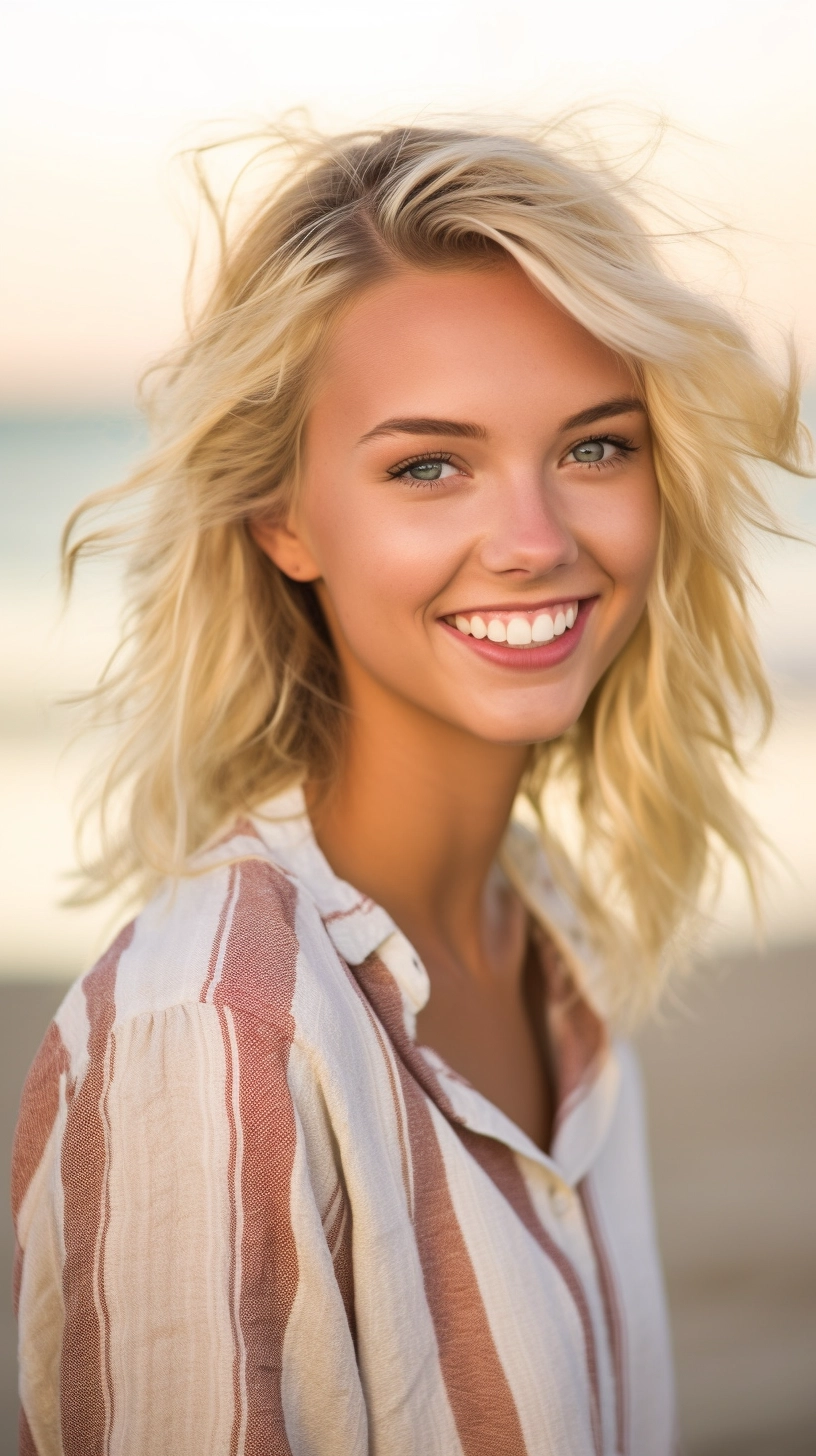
249, 516, 322, 582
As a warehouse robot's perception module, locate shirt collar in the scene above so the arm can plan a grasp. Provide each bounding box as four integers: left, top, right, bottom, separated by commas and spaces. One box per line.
250, 784, 616, 1185
251, 785, 401, 965
251, 784, 607, 1019
421, 1038, 621, 1188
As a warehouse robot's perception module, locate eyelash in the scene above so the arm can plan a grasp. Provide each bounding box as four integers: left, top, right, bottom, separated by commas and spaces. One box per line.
568, 434, 639, 469
387, 450, 456, 485
386, 435, 639, 487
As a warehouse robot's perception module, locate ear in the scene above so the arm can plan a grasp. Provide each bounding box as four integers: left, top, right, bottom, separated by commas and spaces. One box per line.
250, 515, 322, 583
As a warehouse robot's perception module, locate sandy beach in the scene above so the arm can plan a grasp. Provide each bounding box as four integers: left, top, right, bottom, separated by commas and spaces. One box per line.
638, 942, 816, 1454
1, 941, 814, 1455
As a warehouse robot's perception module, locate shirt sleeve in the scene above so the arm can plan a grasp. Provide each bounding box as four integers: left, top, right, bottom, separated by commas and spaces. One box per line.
12, 1000, 366, 1456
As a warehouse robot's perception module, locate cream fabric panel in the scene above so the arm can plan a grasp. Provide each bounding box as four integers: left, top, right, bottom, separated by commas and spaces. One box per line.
102, 1004, 238, 1454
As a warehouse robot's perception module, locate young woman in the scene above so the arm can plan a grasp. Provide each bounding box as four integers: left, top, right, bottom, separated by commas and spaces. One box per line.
12, 124, 807, 1456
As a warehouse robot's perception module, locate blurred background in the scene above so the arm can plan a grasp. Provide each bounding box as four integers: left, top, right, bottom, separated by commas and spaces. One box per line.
1, 1, 814, 1451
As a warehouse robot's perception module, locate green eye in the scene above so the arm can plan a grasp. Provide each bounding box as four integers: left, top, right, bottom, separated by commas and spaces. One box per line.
408, 461, 446, 480
572, 440, 606, 462
389, 453, 458, 484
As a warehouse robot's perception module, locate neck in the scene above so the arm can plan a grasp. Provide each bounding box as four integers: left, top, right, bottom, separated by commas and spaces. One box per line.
307, 673, 529, 970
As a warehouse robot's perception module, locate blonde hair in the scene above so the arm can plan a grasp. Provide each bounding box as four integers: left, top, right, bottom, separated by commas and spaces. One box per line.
65, 119, 810, 1018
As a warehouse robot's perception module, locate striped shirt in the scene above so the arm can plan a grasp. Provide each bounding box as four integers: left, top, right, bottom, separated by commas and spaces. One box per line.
12, 786, 675, 1456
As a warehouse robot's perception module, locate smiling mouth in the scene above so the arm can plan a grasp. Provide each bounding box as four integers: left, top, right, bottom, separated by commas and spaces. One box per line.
443, 600, 581, 649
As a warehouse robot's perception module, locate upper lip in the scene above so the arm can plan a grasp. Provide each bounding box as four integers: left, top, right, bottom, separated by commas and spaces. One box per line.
439, 594, 595, 617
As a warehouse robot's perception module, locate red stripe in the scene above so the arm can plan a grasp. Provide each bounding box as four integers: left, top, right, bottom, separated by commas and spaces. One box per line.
60, 922, 134, 1456
12, 1008, 72, 1417
580, 1177, 628, 1456
353, 953, 460, 1115
356, 949, 602, 1455
11, 1019, 71, 1225
398, 1064, 528, 1454
323, 896, 375, 923
354, 954, 527, 1454
341, 959, 413, 1217
214, 860, 300, 1456
461, 1130, 603, 1456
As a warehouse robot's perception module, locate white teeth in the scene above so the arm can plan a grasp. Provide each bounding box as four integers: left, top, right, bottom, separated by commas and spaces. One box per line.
450, 602, 579, 646
532, 613, 554, 642
506, 616, 532, 645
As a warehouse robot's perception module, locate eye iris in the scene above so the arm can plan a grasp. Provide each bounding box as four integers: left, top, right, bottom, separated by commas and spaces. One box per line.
408, 461, 444, 480
574, 441, 605, 462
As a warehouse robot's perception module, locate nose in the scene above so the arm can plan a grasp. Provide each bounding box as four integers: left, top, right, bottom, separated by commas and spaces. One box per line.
478, 468, 579, 580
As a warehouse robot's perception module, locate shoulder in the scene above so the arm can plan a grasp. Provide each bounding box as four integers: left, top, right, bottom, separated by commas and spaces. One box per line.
54, 825, 345, 1073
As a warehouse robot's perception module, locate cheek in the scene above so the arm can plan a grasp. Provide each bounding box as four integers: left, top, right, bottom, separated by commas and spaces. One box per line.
581, 472, 661, 598
307, 482, 462, 627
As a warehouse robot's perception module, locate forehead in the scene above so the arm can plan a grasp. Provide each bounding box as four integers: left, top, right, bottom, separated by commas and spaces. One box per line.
310, 264, 630, 436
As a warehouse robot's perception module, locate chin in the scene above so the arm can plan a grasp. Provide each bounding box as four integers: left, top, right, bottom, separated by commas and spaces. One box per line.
459, 701, 587, 747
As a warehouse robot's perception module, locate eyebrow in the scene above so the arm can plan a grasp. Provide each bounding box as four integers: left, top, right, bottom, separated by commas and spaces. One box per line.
357, 397, 645, 448
357, 417, 488, 445
557, 396, 645, 431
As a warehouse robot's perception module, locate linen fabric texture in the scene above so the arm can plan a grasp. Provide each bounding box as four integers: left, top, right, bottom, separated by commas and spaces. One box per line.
12, 787, 675, 1455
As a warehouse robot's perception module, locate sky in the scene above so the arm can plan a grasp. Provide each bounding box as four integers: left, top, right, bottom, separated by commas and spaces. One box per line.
2, 0, 815, 406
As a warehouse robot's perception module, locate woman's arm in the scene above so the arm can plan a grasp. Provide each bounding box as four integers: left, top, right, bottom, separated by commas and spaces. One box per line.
12, 992, 365, 1456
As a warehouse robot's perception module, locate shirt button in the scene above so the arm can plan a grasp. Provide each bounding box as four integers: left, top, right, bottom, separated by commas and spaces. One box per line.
552, 1187, 572, 1217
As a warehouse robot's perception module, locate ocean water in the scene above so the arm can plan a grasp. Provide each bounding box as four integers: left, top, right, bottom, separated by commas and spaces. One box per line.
1, 409, 815, 978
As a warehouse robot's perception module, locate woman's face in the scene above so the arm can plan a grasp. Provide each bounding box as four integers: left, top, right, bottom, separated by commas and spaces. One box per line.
259, 264, 660, 746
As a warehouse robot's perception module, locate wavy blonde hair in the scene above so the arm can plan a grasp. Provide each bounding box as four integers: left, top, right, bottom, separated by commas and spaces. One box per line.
65, 119, 810, 1017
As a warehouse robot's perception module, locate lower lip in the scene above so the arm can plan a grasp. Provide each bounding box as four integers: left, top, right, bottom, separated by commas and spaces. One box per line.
439, 598, 596, 671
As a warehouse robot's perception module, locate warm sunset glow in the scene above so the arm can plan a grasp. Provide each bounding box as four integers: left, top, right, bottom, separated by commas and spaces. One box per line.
2, 0, 815, 405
